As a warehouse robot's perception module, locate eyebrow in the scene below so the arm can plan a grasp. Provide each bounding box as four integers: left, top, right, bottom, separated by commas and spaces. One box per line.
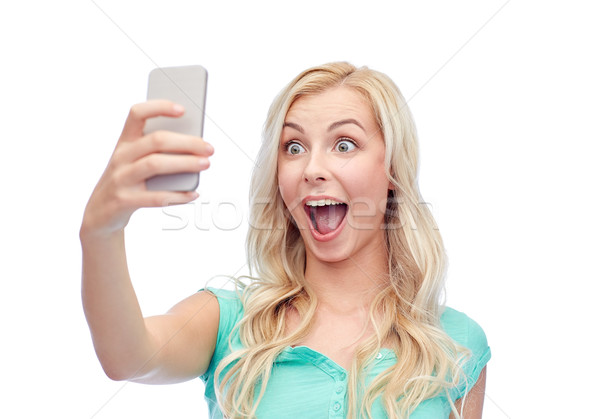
282, 118, 365, 134
327, 118, 365, 133
282, 121, 304, 134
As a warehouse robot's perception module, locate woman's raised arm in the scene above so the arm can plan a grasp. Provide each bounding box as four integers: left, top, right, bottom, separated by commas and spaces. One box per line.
80, 100, 218, 383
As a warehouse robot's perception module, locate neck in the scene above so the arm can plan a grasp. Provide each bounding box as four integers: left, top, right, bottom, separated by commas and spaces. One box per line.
303, 243, 389, 312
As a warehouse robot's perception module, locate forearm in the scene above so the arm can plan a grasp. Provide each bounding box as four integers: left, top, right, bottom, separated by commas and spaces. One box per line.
80, 228, 155, 381
80, 100, 214, 381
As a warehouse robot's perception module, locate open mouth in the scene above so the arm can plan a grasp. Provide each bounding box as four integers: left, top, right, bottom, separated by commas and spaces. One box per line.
304, 199, 348, 235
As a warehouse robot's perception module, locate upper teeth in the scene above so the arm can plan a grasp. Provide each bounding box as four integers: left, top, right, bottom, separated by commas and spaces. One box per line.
305, 199, 343, 206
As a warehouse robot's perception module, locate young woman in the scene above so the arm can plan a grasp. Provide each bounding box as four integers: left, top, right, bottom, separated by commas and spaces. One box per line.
81, 62, 490, 418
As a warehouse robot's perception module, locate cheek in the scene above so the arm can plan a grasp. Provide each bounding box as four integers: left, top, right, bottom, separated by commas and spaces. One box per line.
277, 159, 304, 201
277, 171, 298, 214
342, 163, 390, 210
276, 158, 288, 197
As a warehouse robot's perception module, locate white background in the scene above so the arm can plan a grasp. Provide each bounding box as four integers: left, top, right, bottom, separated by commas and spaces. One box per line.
1, 1, 598, 417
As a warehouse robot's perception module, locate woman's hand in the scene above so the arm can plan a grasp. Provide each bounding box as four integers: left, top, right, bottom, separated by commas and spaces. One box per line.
81, 99, 214, 238
80, 100, 219, 383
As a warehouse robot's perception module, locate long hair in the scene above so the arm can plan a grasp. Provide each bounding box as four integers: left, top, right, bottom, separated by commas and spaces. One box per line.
214, 62, 470, 418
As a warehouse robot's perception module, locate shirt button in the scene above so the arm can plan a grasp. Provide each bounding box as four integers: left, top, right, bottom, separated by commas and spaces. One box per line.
333, 402, 341, 411
376, 352, 383, 360
339, 372, 347, 381
336, 385, 344, 394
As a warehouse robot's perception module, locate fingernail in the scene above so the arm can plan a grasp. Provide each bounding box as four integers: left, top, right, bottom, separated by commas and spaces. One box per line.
173, 104, 185, 114
205, 143, 214, 154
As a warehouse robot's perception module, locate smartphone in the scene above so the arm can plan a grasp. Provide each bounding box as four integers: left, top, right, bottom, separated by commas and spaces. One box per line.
144, 65, 208, 191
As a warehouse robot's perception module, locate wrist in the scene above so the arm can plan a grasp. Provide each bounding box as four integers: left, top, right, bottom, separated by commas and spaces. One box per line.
79, 221, 125, 247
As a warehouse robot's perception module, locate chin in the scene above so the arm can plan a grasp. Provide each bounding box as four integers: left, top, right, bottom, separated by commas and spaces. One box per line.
303, 238, 355, 265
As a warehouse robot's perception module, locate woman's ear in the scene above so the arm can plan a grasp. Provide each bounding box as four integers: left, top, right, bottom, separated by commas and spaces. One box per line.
386, 167, 396, 191
387, 176, 397, 191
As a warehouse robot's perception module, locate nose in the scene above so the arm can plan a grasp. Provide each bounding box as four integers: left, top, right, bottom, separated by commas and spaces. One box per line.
303, 150, 329, 185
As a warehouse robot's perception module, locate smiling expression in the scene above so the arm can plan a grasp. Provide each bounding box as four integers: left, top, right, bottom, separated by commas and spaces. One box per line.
277, 86, 393, 264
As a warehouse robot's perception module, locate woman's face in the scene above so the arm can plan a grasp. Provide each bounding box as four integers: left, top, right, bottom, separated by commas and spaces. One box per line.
277, 87, 392, 264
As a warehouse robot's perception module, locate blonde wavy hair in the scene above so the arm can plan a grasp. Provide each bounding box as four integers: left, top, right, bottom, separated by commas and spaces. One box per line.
214, 62, 470, 418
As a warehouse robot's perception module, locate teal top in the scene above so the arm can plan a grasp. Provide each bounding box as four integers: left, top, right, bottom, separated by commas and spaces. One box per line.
200, 288, 491, 418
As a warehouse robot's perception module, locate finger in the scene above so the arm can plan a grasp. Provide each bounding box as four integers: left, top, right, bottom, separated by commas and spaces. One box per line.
123, 153, 211, 185
120, 100, 185, 142
121, 131, 214, 164
136, 190, 199, 208
114, 189, 199, 210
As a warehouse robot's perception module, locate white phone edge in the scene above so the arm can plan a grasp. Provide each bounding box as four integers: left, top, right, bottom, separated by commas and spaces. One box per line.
144, 65, 208, 191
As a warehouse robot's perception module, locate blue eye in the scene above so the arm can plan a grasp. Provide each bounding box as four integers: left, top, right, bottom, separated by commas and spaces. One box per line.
286, 142, 306, 155
335, 139, 356, 152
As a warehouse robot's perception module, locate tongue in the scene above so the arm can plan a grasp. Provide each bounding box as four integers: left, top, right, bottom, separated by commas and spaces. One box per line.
311, 205, 347, 234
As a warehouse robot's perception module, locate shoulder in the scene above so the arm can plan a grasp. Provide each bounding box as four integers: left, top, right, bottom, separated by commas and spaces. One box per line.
440, 307, 488, 351
201, 287, 244, 352
204, 286, 242, 306
440, 307, 491, 398
199, 287, 245, 383
202, 287, 244, 338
